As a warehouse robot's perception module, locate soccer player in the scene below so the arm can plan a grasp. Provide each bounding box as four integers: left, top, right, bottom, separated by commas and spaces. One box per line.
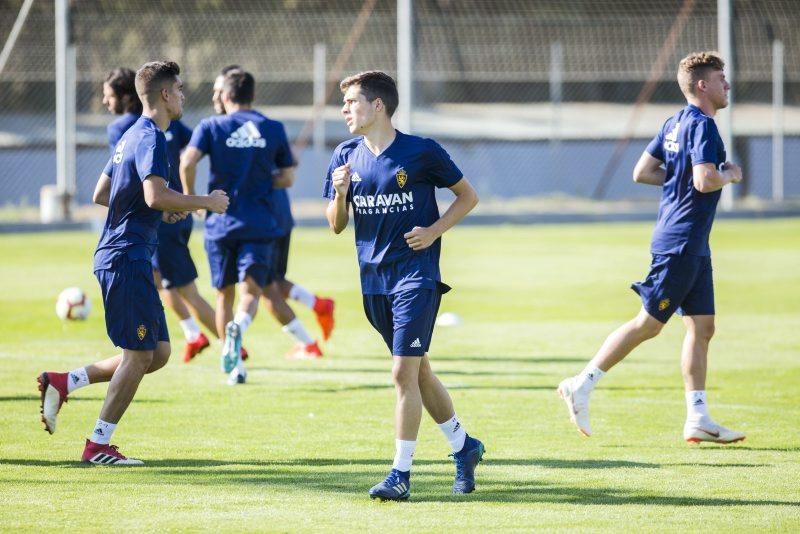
324, 71, 484, 500
557, 52, 745, 444
104, 66, 218, 363
38, 61, 229, 464
212, 65, 336, 358
181, 68, 293, 384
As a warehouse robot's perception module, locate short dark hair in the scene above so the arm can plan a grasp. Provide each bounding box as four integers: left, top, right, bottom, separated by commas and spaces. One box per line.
105, 67, 142, 113
340, 71, 399, 117
220, 64, 241, 76
222, 69, 255, 105
135, 61, 181, 104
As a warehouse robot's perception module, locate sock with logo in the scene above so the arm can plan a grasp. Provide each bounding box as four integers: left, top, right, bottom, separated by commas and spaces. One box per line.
437, 414, 467, 453
282, 318, 315, 345
179, 317, 202, 342
233, 311, 253, 336
685, 390, 710, 423
67, 367, 90, 393
392, 439, 416, 472
288, 284, 317, 310
577, 364, 605, 391
90, 419, 117, 445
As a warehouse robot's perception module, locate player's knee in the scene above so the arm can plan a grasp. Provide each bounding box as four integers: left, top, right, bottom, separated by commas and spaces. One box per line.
392, 362, 418, 388
692, 319, 715, 341
148, 343, 171, 373
635, 315, 664, 339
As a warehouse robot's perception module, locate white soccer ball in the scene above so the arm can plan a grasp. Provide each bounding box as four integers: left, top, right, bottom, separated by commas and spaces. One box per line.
55, 287, 91, 321
435, 312, 463, 327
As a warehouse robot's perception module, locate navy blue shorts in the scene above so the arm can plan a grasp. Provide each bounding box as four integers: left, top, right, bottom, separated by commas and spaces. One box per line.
362, 286, 444, 356
152, 218, 197, 289
272, 233, 291, 282
632, 253, 715, 323
95, 257, 169, 351
205, 236, 275, 289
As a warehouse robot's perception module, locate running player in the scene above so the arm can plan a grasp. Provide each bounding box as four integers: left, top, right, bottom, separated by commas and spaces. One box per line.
324, 71, 484, 500
557, 52, 745, 444
38, 61, 229, 464
181, 68, 293, 384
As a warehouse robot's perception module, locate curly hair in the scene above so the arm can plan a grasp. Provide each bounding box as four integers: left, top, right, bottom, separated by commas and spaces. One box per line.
677, 52, 725, 96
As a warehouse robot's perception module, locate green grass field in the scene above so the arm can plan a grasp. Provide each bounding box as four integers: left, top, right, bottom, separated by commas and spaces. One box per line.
1, 220, 799, 531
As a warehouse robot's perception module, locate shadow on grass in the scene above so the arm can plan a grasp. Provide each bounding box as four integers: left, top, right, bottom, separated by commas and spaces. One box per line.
352, 354, 590, 365
250, 366, 545, 378
306, 383, 681, 393
0, 395, 165, 404
2, 458, 794, 506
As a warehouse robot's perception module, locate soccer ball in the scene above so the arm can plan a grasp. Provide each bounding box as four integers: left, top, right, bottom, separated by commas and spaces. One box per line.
55, 287, 91, 321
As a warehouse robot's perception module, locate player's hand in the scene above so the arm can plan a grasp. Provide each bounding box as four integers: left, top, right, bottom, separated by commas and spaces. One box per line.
404, 226, 438, 251
721, 161, 743, 184
206, 189, 230, 213
332, 164, 351, 198
162, 211, 189, 224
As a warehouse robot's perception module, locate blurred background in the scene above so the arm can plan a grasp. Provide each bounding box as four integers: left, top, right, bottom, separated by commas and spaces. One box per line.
0, 0, 798, 224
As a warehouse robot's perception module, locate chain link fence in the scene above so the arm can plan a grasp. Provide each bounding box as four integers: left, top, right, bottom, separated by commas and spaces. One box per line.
1, 0, 798, 221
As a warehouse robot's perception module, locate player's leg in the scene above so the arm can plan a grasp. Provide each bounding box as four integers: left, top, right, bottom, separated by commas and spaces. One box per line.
679, 257, 744, 444
263, 282, 323, 360
176, 281, 217, 336
275, 233, 335, 340
557, 254, 683, 437
154, 268, 207, 363
414, 287, 484, 494
81, 261, 170, 465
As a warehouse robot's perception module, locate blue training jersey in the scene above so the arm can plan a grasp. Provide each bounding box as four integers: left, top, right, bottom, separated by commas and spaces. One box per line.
646, 104, 726, 257
107, 112, 140, 155
94, 116, 169, 270
323, 131, 463, 295
164, 120, 193, 192
189, 109, 294, 241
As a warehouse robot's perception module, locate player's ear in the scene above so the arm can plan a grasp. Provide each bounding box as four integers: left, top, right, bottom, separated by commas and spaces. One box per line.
374, 97, 383, 112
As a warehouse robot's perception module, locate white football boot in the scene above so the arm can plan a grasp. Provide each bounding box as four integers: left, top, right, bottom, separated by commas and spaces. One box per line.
684, 420, 746, 444
557, 376, 592, 437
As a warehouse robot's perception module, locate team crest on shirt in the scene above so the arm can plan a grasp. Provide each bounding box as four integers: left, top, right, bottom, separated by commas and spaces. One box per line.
137, 324, 147, 340
396, 168, 408, 188
658, 298, 671, 311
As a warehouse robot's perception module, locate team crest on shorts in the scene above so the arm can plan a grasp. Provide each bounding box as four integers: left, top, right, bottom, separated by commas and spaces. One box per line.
137, 324, 147, 340
396, 168, 408, 188
658, 298, 671, 311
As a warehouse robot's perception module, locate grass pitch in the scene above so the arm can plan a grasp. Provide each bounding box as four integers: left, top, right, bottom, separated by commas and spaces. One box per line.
0, 220, 798, 531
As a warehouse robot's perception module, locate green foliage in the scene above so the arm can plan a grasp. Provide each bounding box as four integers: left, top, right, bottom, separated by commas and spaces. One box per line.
0, 221, 798, 530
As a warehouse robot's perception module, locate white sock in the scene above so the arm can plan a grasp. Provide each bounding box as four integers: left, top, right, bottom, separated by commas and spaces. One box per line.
578, 364, 605, 391
438, 414, 467, 453
233, 311, 253, 336
179, 317, 202, 341
289, 284, 316, 309
282, 318, 315, 345
392, 439, 416, 472
67, 367, 90, 393
686, 390, 710, 423
90, 419, 116, 445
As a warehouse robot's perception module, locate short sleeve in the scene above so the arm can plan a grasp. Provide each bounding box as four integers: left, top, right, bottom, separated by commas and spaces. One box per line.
136, 133, 169, 183
690, 119, 721, 166
102, 156, 113, 177
188, 120, 211, 155
274, 124, 295, 169
645, 129, 665, 162
107, 124, 121, 156
323, 145, 348, 200
425, 140, 462, 188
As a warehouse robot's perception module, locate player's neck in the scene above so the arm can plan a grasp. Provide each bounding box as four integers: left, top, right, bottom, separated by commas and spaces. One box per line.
142, 107, 171, 131
362, 123, 397, 156
225, 103, 251, 114
687, 97, 717, 118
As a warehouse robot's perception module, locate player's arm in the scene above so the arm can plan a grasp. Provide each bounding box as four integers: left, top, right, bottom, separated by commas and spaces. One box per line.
272, 166, 296, 189
632, 152, 666, 186
326, 164, 351, 233
92, 173, 112, 207
404, 177, 479, 251
179, 146, 204, 195
692, 161, 743, 193
142, 175, 229, 213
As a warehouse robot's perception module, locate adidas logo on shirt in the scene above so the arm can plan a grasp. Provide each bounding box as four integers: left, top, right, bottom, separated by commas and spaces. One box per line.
351, 172, 362, 182
226, 120, 267, 148
410, 338, 422, 349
